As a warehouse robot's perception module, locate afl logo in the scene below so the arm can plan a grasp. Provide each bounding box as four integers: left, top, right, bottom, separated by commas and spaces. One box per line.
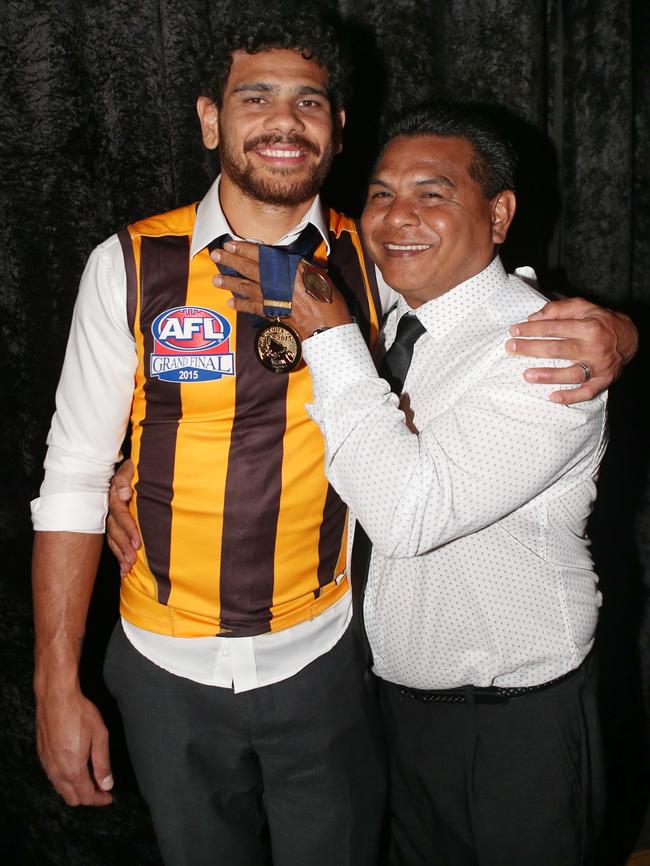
150, 306, 236, 382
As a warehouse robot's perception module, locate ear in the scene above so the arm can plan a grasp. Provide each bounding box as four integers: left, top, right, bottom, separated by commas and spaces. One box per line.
196, 96, 220, 150
334, 108, 346, 154
490, 189, 516, 244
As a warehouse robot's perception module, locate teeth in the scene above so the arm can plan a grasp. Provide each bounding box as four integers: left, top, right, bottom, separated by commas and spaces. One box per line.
259, 149, 302, 158
385, 243, 431, 251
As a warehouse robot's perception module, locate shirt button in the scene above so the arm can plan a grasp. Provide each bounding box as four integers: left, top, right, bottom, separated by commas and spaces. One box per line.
222, 644, 230, 658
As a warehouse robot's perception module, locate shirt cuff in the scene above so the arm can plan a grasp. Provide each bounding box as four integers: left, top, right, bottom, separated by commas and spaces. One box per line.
303, 323, 382, 406
30, 491, 109, 533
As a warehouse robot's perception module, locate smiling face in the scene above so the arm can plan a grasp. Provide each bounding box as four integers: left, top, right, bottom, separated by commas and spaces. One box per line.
361, 135, 516, 307
197, 48, 344, 208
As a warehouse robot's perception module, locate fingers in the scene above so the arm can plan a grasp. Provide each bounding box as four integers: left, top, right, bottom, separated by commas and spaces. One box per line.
526, 296, 600, 321
226, 295, 266, 318
90, 721, 114, 794
213, 272, 264, 302
520, 363, 602, 405
508, 317, 603, 343
506, 331, 617, 386
36, 697, 114, 807
522, 363, 591, 386
210, 241, 263, 300
107, 464, 141, 574
506, 336, 589, 360
290, 262, 353, 339
106, 516, 136, 576
508, 298, 635, 387
210, 242, 261, 284
113, 457, 135, 489
55, 771, 113, 807
549, 382, 600, 405
107, 493, 140, 547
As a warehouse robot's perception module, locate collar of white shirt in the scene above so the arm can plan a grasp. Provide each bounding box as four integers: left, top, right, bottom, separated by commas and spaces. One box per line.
394, 255, 509, 343
189, 175, 331, 258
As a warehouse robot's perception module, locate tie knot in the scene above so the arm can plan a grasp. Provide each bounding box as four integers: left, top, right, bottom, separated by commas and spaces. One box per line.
378, 313, 426, 396
393, 312, 426, 349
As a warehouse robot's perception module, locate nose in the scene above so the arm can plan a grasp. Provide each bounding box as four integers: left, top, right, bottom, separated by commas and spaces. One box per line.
383, 196, 419, 229
263, 99, 305, 136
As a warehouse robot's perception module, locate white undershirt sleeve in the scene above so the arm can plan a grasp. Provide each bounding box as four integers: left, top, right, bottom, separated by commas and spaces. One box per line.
31, 236, 137, 532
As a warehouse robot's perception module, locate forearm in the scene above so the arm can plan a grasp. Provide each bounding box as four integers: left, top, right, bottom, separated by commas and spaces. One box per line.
32, 531, 114, 806
305, 327, 606, 557
32, 531, 103, 694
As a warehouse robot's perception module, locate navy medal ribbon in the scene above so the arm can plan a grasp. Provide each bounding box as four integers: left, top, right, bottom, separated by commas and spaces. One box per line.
258, 245, 301, 318
210, 224, 323, 372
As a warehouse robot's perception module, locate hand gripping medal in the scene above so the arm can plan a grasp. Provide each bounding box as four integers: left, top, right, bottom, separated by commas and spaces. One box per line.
301, 259, 333, 304
211, 225, 323, 374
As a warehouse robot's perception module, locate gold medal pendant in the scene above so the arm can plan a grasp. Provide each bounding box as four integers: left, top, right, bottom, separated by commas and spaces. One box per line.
255, 320, 302, 374
301, 260, 333, 303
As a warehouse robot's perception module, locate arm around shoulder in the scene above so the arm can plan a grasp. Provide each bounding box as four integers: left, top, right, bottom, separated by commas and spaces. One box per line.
507, 296, 638, 404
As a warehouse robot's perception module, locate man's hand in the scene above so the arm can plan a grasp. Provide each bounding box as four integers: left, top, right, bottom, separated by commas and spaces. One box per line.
106, 459, 140, 576
506, 296, 638, 404
210, 242, 352, 340
36, 686, 113, 806
32, 530, 112, 807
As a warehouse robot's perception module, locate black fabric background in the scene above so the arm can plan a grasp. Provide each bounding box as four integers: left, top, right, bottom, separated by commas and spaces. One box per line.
1, 1, 648, 863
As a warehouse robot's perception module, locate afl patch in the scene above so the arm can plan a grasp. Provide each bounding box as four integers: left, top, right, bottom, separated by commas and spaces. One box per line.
150, 306, 235, 382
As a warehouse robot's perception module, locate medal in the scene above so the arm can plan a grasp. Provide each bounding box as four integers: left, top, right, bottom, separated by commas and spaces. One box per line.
301, 260, 333, 303
248, 234, 325, 374
255, 320, 302, 374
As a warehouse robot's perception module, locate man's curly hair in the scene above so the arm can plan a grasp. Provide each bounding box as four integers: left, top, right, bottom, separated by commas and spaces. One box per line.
200, 2, 350, 111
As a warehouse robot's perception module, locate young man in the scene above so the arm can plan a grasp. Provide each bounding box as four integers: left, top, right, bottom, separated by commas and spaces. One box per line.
224, 103, 610, 865
32, 11, 386, 866
33, 8, 631, 865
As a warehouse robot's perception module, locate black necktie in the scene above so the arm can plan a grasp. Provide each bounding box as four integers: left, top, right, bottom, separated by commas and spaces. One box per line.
350, 313, 427, 671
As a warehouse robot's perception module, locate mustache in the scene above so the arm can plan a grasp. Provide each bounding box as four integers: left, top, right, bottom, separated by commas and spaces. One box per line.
244, 134, 321, 157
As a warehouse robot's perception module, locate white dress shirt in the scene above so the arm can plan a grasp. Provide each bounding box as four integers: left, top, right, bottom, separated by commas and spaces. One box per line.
31, 177, 372, 692
304, 257, 608, 690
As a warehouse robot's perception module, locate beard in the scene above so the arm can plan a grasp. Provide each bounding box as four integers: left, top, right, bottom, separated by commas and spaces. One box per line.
218, 129, 337, 207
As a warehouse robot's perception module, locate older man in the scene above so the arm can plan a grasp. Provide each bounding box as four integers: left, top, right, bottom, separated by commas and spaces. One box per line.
225, 103, 610, 865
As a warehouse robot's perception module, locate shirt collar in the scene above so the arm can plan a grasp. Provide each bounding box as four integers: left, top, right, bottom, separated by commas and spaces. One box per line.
395, 256, 509, 342
190, 175, 331, 258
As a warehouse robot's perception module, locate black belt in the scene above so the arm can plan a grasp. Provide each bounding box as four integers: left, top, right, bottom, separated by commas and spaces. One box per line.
398, 664, 581, 705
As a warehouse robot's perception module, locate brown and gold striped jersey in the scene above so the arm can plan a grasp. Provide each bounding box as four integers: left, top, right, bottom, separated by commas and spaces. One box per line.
117, 203, 382, 637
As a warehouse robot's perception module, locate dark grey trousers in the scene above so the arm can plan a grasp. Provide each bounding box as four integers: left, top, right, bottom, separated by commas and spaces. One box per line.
380, 652, 605, 866
104, 622, 387, 866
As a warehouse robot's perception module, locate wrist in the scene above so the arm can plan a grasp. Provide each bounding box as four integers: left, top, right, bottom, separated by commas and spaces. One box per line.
34, 668, 81, 701
34, 643, 83, 696
307, 318, 355, 340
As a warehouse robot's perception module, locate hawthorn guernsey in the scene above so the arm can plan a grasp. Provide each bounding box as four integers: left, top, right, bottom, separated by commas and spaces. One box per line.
150, 305, 235, 382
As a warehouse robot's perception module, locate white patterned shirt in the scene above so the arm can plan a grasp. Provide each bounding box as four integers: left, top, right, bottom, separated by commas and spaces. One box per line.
303, 256, 608, 690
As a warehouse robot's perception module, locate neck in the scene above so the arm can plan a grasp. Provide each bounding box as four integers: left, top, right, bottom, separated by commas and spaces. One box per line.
402, 253, 499, 309
219, 174, 315, 244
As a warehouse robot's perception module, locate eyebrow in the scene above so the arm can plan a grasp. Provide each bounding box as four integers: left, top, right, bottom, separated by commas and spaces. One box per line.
368, 175, 457, 189
417, 175, 456, 189
232, 83, 328, 98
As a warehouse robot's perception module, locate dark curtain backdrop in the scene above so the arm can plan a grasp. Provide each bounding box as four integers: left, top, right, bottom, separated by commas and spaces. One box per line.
1, 1, 648, 864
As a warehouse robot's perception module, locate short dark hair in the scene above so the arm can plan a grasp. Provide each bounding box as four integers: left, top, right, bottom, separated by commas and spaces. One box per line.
380, 102, 517, 198
200, 3, 350, 112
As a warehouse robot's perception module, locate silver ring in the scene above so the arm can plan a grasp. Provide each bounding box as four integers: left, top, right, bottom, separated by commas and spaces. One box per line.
578, 362, 592, 383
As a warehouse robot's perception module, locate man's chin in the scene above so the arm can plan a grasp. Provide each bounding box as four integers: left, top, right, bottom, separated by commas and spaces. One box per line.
238, 173, 323, 208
